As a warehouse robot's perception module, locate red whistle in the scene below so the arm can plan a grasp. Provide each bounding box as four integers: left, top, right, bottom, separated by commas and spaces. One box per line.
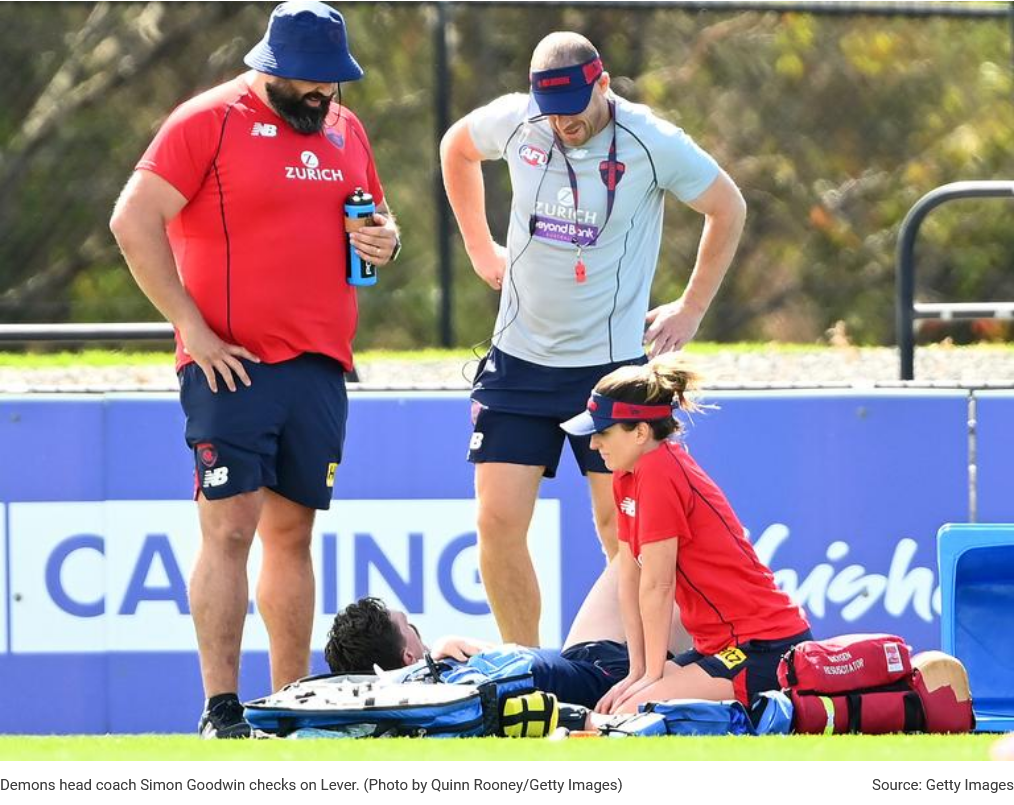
575, 259, 587, 283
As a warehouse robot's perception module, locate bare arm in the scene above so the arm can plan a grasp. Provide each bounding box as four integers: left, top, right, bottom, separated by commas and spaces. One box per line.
611, 537, 679, 712
644, 170, 747, 356
618, 542, 646, 675
109, 170, 259, 392
439, 117, 505, 289
635, 538, 678, 679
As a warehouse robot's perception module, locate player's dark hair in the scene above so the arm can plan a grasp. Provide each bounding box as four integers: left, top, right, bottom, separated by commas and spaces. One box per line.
324, 597, 406, 674
595, 354, 704, 440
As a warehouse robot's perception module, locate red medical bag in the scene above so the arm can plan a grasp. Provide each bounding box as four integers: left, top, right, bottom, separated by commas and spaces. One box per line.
777, 633, 911, 693
785, 642, 974, 735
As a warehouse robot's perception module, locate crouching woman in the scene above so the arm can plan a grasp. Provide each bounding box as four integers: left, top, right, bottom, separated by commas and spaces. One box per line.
561, 355, 812, 715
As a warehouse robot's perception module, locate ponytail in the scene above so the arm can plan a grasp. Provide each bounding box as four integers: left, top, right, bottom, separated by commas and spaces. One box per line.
594, 353, 705, 439
639, 353, 704, 414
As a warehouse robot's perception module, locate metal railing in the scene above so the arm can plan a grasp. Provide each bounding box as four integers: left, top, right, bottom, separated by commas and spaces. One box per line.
0, 323, 368, 380
0, 323, 173, 343
895, 180, 1014, 380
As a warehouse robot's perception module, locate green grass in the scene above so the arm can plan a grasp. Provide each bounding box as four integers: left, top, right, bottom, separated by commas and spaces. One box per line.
0, 349, 175, 368
0, 734, 999, 761
2, 343, 1013, 369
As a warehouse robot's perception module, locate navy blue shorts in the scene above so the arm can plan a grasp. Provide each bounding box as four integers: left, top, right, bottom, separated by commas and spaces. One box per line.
529, 640, 631, 708
673, 629, 813, 705
179, 353, 347, 510
468, 347, 647, 477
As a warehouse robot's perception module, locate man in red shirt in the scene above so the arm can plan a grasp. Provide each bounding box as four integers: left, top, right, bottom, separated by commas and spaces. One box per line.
110, 1, 400, 738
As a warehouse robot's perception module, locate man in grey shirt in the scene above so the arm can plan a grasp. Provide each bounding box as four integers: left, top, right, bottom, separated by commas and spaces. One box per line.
440, 31, 746, 646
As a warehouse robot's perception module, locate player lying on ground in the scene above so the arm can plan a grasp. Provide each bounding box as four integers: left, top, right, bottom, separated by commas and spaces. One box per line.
325, 560, 688, 716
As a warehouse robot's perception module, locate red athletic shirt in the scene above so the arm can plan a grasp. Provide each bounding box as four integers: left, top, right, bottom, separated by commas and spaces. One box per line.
137, 75, 385, 371
614, 441, 809, 655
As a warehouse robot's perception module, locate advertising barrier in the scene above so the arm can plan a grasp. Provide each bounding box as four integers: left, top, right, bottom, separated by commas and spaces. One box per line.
0, 389, 987, 733
972, 390, 1014, 522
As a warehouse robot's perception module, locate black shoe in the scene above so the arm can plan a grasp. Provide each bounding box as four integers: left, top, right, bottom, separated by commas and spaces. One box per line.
198, 696, 252, 739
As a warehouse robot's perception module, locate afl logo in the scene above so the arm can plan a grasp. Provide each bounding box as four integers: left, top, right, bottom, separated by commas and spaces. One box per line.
301, 150, 320, 169
519, 144, 549, 167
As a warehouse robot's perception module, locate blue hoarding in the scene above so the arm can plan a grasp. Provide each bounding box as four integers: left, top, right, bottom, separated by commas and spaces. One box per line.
0, 389, 971, 733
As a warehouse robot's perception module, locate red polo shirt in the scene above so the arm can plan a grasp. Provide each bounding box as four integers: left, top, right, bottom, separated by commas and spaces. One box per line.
614, 441, 809, 654
137, 75, 385, 371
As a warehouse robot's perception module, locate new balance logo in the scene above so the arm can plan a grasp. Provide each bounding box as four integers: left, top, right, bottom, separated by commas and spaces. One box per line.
620, 497, 636, 517
203, 467, 229, 488
251, 123, 277, 137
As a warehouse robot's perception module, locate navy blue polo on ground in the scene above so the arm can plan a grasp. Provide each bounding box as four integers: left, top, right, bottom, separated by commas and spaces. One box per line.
468, 346, 647, 477
180, 353, 347, 509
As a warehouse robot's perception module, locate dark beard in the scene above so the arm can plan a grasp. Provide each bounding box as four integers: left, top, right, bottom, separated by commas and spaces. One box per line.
265, 81, 333, 134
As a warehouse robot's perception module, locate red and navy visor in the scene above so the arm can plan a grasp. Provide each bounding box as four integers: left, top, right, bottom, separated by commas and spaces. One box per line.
529, 55, 604, 116
561, 391, 673, 436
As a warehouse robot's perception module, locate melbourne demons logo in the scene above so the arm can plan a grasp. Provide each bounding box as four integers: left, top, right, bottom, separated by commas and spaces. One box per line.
519, 144, 549, 167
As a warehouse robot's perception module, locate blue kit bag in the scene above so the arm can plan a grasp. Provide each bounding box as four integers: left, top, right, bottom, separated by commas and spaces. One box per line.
600, 691, 793, 737
244, 673, 496, 738
245, 647, 538, 739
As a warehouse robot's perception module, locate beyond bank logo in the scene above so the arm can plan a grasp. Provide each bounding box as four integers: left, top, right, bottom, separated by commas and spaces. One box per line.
0, 500, 563, 653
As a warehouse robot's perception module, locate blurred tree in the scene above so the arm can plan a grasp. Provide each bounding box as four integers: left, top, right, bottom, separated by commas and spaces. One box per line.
0, 2, 1011, 347
0, 2, 250, 322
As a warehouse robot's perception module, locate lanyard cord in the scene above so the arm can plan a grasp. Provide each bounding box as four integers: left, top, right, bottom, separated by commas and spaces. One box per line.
551, 99, 619, 249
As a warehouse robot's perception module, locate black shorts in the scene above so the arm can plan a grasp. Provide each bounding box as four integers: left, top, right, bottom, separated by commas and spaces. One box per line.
179, 353, 347, 510
468, 347, 646, 477
673, 629, 814, 705
529, 640, 631, 708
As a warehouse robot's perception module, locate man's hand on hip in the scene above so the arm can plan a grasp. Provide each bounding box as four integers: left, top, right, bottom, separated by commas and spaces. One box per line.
349, 212, 399, 266
180, 321, 261, 393
470, 242, 507, 290
643, 298, 704, 357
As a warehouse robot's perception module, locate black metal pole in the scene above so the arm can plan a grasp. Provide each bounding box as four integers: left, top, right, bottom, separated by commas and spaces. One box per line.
896, 205, 920, 382
434, 2, 454, 348
1009, 1, 1014, 76
895, 181, 1014, 380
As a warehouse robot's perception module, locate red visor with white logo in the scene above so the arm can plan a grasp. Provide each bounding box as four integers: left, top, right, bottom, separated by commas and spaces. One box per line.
560, 391, 673, 436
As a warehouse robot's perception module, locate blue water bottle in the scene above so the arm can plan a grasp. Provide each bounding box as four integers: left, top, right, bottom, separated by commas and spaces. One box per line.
345, 187, 377, 287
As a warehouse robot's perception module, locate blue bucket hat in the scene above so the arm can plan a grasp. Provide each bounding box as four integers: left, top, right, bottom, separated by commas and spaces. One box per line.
244, 1, 364, 83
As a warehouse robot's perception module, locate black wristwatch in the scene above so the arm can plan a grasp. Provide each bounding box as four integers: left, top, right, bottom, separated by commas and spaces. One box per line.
390, 234, 402, 262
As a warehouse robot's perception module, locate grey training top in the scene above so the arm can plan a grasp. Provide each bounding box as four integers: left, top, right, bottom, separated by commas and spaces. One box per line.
469, 93, 720, 368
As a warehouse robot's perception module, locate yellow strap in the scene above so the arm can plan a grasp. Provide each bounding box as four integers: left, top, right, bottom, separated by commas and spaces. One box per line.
819, 696, 835, 735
